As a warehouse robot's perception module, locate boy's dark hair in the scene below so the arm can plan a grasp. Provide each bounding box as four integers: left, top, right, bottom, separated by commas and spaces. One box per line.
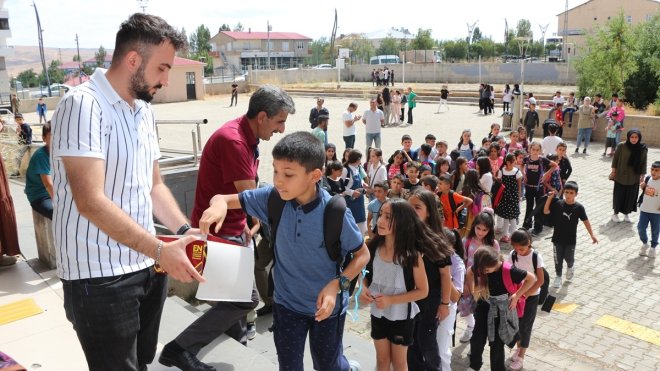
421, 175, 439, 190
564, 181, 579, 192
548, 124, 558, 134
420, 143, 432, 156
346, 149, 363, 164
612, 93, 619, 98
449, 149, 461, 162
437, 157, 449, 168
318, 115, 329, 124
401, 134, 412, 142
547, 154, 558, 161
112, 13, 186, 64
407, 162, 420, 172
492, 135, 503, 143
373, 180, 389, 191
476, 156, 491, 177
348, 102, 358, 109
325, 160, 343, 176
652, 161, 660, 169
272, 131, 325, 172
42, 121, 51, 137
425, 134, 436, 141
557, 142, 567, 149
418, 164, 432, 174
391, 173, 405, 183
438, 174, 452, 185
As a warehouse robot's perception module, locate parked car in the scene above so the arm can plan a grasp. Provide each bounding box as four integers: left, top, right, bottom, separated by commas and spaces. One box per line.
312, 64, 334, 69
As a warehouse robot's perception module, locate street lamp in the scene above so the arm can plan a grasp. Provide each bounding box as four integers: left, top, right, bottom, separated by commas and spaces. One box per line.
466, 20, 478, 62
514, 37, 531, 130
31, 1, 52, 97
336, 44, 342, 89
538, 23, 549, 62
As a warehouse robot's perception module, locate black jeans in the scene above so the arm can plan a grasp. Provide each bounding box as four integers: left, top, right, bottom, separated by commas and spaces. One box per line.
523, 186, 544, 232
343, 135, 355, 150
407, 107, 414, 124
469, 302, 505, 371
230, 92, 238, 106
407, 309, 440, 370
553, 243, 576, 276
30, 196, 53, 219
62, 267, 167, 371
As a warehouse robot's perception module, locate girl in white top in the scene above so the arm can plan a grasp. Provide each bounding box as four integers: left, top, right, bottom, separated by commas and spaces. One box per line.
366, 148, 388, 201
508, 229, 546, 371
502, 84, 513, 114
475, 156, 493, 194
360, 200, 431, 371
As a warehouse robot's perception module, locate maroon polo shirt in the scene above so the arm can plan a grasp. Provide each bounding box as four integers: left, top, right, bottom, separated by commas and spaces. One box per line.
191, 115, 258, 237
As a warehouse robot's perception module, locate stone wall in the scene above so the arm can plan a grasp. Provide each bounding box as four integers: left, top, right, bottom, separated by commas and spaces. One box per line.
204, 80, 248, 96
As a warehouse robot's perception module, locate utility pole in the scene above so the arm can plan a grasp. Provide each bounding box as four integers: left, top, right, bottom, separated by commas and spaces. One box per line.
538, 23, 549, 62
466, 20, 478, 62
267, 21, 272, 70
75, 34, 82, 85
32, 1, 52, 97
136, 0, 149, 13
562, 0, 569, 61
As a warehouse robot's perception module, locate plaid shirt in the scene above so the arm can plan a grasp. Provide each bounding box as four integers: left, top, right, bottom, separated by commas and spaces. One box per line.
487, 294, 519, 345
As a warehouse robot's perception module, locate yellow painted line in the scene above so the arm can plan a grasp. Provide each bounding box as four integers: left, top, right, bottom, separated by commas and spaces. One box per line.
596, 315, 660, 346
0, 298, 43, 326
552, 302, 578, 313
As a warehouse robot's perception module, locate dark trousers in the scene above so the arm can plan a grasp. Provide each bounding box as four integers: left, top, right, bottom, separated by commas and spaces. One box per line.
407, 309, 440, 371
523, 186, 544, 232
230, 92, 238, 106
518, 295, 539, 348
407, 107, 414, 124
469, 302, 505, 371
273, 303, 350, 371
62, 267, 167, 371
400, 107, 405, 121
30, 196, 53, 219
343, 135, 356, 150
553, 243, 575, 276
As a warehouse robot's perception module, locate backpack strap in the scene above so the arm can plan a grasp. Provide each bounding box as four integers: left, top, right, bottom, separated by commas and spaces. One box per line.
266, 189, 287, 297
532, 251, 538, 271
448, 190, 457, 213
501, 261, 517, 295
403, 263, 415, 319
324, 195, 346, 268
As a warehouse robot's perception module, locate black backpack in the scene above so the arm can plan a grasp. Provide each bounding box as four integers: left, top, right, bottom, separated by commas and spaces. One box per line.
512, 250, 550, 306
447, 190, 466, 228
266, 188, 357, 296
638, 175, 651, 207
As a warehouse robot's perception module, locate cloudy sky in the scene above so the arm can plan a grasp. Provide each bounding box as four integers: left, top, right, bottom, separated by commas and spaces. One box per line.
6, 0, 590, 48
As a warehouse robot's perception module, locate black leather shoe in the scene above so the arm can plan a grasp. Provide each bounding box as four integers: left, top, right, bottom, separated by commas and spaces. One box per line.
256, 304, 273, 316
159, 341, 216, 371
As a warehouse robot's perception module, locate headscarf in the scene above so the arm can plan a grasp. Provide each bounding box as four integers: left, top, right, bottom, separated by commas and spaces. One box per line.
626, 129, 647, 174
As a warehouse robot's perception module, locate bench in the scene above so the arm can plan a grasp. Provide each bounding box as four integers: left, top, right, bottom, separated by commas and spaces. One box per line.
32, 209, 56, 269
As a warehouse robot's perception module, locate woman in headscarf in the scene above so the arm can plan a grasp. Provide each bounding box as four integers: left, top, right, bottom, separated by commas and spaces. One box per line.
0, 150, 21, 266
610, 129, 648, 222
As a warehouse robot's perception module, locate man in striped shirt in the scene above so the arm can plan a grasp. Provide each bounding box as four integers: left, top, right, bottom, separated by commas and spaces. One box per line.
51, 14, 203, 371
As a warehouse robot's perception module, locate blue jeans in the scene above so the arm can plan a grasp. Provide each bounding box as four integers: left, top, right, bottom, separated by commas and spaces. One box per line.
365, 132, 381, 154
30, 196, 53, 219
638, 211, 660, 248
562, 108, 576, 123
272, 303, 350, 371
343, 135, 355, 150
576, 128, 593, 149
62, 267, 167, 371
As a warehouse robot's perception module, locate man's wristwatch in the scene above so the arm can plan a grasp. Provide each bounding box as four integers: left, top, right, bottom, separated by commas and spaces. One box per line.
176, 223, 192, 235
336, 274, 351, 292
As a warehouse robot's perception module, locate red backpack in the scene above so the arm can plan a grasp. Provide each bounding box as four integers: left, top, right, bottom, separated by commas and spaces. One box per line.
502, 261, 526, 318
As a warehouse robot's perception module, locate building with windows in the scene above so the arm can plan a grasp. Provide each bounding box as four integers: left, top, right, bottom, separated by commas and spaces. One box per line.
210, 30, 312, 75
0, 0, 14, 101
556, 0, 659, 57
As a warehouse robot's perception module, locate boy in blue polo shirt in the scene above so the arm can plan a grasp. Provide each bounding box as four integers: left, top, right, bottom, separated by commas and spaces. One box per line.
198, 131, 369, 371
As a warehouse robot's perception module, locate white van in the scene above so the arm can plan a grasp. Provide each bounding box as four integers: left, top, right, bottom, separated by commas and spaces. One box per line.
369, 55, 400, 65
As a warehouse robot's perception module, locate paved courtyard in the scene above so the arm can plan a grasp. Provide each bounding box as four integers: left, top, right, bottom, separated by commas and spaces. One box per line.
2, 89, 659, 370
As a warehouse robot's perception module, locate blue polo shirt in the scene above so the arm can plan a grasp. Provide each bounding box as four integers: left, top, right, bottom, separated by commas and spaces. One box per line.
25, 146, 50, 203
239, 185, 364, 316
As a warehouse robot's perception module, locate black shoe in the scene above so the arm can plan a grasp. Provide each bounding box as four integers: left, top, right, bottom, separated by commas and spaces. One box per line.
531, 229, 542, 237
583, 148, 587, 154
575, 147, 579, 153
159, 341, 216, 371
256, 304, 273, 316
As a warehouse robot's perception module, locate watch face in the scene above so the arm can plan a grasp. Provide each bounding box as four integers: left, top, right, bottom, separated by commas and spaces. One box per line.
339, 276, 351, 291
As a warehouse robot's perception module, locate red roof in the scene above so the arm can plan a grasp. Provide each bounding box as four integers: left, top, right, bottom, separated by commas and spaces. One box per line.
59, 61, 80, 69
222, 31, 311, 41
64, 74, 91, 87
174, 56, 206, 66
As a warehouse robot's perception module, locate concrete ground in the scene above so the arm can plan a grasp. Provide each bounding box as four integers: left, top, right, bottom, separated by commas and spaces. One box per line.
1, 89, 659, 370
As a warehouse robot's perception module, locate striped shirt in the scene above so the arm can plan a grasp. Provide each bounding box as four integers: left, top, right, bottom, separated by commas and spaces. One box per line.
51, 69, 160, 280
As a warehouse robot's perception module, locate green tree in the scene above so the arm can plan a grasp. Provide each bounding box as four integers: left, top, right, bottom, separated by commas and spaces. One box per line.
443, 40, 467, 61
516, 19, 533, 38
179, 27, 190, 58
190, 24, 212, 54
219, 24, 231, 32
233, 22, 244, 32
17, 68, 39, 87
411, 28, 434, 50
575, 12, 636, 99
624, 13, 660, 109
94, 45, 107, 67
472, 27, 483, 43
376, 36, 399, 56
307, 38, 330, 65
73, 54, 80, 62
46, 60, 65, 84
342, 35, 375, 64
473, 38, 497, 60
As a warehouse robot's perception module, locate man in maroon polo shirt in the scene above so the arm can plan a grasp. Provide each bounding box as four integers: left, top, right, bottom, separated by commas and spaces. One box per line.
160, 85, 295, 370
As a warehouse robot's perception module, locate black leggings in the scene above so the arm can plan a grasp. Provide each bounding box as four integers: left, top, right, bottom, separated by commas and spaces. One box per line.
523, 186, 544, 232
470, 302, 506, 371
503, 102, 510, 112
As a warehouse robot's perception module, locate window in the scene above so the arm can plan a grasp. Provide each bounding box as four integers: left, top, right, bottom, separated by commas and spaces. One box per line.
0, 19, 9, 30
626, 15, 632, 24
282, 42, 289, 51
266, 41, 273, 51
297, 41, 304, 49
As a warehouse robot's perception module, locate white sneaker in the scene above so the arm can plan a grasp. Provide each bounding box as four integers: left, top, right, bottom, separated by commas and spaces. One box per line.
611, 214, 621, 223
640, 244, 649, 256
460, 327, 473, 343
623, 214, 632, 223
348, 359, 361, 371
553, 276, 562, 288
649, 249, 656, 258
566, 267, 574, 280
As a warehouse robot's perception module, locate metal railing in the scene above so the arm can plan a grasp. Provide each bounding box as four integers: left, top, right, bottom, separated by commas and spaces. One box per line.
155, 119, 208, 167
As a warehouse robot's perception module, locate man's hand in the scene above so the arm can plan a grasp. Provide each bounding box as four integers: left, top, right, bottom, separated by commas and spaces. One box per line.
158, 235, 205, 283
315, 279, 339, 321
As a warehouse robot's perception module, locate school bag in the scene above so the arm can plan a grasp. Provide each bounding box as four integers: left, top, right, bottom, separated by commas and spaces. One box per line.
638, 175, 652, 207
491, 170, 507, 208
447, 190, 467, 228
511, 250, 551, 306
266, 188, 357, 298
501, 261, 526, 318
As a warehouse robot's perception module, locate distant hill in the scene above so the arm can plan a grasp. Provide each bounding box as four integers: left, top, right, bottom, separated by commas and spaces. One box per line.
6, 45, 113, 77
